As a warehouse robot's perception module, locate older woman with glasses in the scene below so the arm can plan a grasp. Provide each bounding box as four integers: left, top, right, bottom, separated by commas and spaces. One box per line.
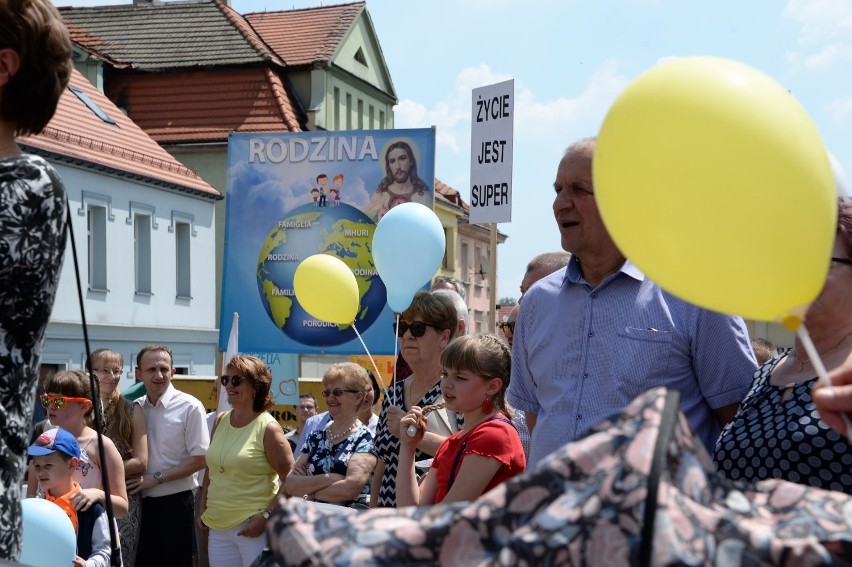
27, 370, 129, 519
371, 291, 460, 508
286, 363, 377, 508
714, 199, 852, 493
91, 348, 147, 567
198, 355, 293, 567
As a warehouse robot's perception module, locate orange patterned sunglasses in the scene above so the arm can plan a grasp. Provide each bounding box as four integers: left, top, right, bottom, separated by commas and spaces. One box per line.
40, 394, 91, 410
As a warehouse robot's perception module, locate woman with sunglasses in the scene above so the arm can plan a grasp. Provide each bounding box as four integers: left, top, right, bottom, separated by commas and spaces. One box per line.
91, 348, 147, 567
397, 334, 525, 506
286, 363, 377, 508
371, 291, 460, 508
198, 355, 293, 567
27, 370, 129, 519
714, 199, 852, 493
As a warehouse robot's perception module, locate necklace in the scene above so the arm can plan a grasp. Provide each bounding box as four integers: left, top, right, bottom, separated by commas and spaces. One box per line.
783, 333, 852, 388
216, 418, 245, 474
326, 419, 360, 444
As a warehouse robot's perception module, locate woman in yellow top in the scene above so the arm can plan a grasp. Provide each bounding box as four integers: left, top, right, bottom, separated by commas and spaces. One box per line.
198, 355, 294, 567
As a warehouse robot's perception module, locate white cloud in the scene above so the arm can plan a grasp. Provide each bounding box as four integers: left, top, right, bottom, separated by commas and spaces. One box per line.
784, 0, 852, 69
395, 60, 629, 161
826, 94, 852, 121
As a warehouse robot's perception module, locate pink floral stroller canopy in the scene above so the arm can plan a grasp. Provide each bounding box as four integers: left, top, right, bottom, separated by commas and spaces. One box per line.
267, 388, 852, 566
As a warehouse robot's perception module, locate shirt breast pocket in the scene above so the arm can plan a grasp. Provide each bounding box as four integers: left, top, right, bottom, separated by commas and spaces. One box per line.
613, 327, 674, 400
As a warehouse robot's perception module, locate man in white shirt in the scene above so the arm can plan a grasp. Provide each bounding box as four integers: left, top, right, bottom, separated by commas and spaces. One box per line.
129, 345, 209, 566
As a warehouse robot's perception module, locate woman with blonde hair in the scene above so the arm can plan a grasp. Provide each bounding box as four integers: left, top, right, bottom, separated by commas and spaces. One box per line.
287, 362, 377, 508
91, 348, 147, 566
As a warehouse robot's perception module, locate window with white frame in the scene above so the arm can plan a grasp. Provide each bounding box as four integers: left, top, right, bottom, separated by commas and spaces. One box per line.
87, 205, 107, 290
134, 213, 152, 294
175, 221, 191, 298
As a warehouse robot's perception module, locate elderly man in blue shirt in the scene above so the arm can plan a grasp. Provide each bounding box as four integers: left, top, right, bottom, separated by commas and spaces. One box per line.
507, 137, 757, 466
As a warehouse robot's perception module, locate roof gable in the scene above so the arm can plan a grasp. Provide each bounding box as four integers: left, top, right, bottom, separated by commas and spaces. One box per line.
19, 68, 220, 199
245, 2, 396, 100
60, 0, 283, 71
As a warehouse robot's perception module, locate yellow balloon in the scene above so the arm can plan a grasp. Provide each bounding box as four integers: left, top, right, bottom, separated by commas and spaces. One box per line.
594, 56, 837, 322
294, 254, 359, 325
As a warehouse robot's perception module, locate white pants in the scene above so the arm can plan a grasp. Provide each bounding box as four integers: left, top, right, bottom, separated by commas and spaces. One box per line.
207, 521, 267, 567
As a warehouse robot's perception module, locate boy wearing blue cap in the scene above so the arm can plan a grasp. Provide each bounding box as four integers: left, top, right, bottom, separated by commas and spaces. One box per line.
28, 428, 117, 567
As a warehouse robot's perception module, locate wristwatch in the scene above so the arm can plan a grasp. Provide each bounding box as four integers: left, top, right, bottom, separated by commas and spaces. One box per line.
261, 510, 271, 520
153, 471, 164, 484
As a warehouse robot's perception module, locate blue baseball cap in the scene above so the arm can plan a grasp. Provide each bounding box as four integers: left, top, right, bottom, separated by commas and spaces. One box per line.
28, 427, 81, 459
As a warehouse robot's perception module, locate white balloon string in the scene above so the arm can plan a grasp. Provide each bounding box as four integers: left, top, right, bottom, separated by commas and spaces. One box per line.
797, 324, 852, 439
351, 323, 389, 399
393, 312, 400, 408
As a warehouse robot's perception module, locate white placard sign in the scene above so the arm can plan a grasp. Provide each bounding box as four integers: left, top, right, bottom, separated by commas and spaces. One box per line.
470, 79, 514, 224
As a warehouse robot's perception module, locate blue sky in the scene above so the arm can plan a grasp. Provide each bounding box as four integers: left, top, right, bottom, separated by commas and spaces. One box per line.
54, 0, 852, 300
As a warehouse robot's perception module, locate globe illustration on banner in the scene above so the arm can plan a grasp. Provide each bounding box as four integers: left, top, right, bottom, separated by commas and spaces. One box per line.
256, 203, 386, 346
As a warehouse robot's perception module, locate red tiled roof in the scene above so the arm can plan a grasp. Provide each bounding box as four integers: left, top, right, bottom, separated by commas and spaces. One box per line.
104, 67, 301, 144
19, 68, 220, 199
435, 178, 468, 212
60, 0, 283, 71
244, 2, 364, 66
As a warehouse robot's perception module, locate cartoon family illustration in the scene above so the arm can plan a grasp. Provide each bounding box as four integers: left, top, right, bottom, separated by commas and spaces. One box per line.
311, 173, 343, 207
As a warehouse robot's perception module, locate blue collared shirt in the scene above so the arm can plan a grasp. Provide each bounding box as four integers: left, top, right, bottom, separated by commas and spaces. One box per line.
507, 257, 756, 466
295, 411, 331, 456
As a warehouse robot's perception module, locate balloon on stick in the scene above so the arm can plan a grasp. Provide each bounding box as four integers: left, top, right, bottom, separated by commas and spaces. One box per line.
594, 56, 837, 326
294, 254, 360, 325
21, 498, 77, 566
372, 202, 446, 313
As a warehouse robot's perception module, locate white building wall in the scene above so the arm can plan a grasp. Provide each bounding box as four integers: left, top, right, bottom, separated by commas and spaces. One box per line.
42, 162, 219, 390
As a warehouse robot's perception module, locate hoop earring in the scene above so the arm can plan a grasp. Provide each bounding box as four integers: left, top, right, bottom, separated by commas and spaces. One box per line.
481, 398, 494, 414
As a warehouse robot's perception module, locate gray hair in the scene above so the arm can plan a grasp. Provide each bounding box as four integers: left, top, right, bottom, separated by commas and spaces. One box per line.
431, 289, 469, 336
526, 251, 571, 275
430, 275, 466, 302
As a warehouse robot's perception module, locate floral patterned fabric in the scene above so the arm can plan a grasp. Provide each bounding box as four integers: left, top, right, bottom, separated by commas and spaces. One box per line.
303, 423, 376, 501
0, 154, 67, 560
268, 387, 852, 566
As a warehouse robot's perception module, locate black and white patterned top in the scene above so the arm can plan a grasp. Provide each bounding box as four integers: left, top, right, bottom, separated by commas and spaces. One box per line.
714, 352, 852, 493
0, 154, 67, 560
374, 380, 443, 508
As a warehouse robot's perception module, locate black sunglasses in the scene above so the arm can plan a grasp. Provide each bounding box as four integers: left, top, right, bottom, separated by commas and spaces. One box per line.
393, 321, 436, 338
321, 388, 359, 398
220, 375, 244, 387
497, 321, 516, 334
832, 257, 852, 266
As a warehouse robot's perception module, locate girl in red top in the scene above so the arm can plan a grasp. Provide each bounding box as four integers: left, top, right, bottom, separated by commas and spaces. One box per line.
397, 334, 525, 506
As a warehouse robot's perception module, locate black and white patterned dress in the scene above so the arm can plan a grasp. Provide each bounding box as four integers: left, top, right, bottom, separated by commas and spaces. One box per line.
714, 352, 852, 493
374, 380, 443, 507
0, 154, 67, 560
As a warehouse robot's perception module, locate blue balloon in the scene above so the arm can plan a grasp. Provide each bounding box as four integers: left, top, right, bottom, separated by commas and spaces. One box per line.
21, 498, 77, 566
373, 202, 446, 313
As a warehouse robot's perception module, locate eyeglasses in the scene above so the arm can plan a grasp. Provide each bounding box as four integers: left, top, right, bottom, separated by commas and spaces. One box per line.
220, 375, 245, 387
831, 257, 852, 266
297, 405, 316, 411
93, 368, 123, 378
321, 388, 359, 398
497, 321, 516, 334
393, 321, 436, 338
40, 394, 91, 411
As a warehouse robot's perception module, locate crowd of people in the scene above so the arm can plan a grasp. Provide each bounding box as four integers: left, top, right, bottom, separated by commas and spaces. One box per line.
4, 1, 852, 565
